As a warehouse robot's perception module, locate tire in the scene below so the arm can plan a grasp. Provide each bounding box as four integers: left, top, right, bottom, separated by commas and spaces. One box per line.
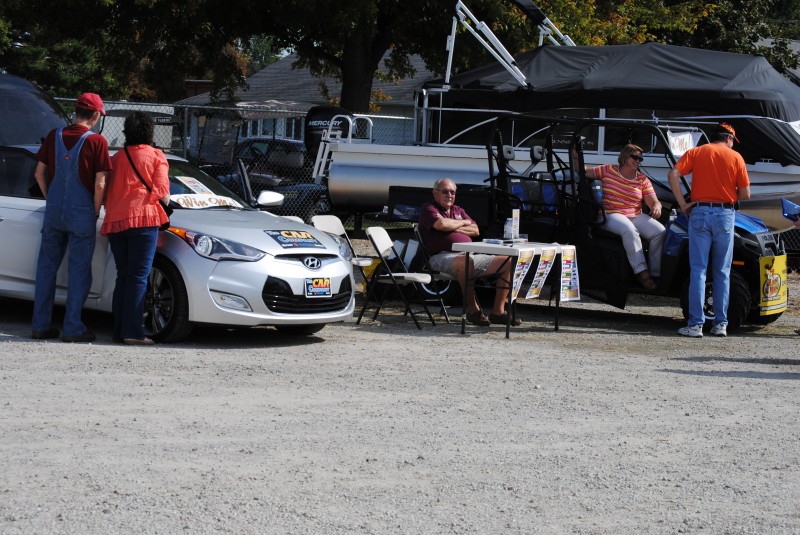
274, 323, 326, 335
144, 256, 193, 343
419, 278, 462, 306
680, 270, 750, 333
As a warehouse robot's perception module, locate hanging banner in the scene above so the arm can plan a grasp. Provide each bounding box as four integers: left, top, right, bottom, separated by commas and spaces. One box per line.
511, 248, 535, 301
525, 247, 556, 299
667, 131, 703, 157
560, 246, 580, 301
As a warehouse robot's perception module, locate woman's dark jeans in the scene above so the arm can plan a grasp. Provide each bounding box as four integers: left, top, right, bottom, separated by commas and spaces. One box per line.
108, 226, 159, 341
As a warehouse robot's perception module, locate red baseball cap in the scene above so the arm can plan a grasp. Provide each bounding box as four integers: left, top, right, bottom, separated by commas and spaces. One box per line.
719, 122, 739, 143
75, 92, 107, 116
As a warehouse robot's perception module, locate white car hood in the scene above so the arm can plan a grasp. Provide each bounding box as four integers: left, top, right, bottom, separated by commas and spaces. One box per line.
168, 209, 340, 255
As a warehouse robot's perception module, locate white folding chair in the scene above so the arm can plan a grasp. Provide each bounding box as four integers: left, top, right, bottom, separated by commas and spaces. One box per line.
311, 215, 375, 289
357, 226, 436, 329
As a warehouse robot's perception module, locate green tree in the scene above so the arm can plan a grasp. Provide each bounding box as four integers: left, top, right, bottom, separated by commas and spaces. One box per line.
2, 0, 798, 108
0, 0, 277, 101
668, 0, 800, 76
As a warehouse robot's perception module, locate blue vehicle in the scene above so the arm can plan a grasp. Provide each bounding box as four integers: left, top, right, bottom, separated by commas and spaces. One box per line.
485, 115, 788, 332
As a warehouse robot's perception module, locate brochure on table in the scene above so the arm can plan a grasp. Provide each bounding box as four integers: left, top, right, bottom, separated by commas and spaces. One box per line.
506, 244, 581, 302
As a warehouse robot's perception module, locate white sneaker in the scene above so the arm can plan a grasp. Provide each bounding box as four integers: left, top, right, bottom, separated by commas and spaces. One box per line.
678, 325, 703, 338
710, 323, 727, 337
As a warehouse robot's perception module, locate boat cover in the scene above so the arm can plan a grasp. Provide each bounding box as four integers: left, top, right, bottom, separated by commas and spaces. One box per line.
424, 43, 800, 165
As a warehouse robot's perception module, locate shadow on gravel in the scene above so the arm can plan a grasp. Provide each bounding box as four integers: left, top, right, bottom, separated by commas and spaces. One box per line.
179, 326, 328, 349
517, 300, 681, 330
660, 368, 800, 380
673, 355, 800, 367
0, 297, 327, 349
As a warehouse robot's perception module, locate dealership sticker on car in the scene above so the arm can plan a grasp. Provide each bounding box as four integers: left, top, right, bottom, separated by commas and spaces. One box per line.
265, 230, 326, 249
305, 278, 332, 298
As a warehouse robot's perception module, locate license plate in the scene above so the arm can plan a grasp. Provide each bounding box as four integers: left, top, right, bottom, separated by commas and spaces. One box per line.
305, 277, 332, 298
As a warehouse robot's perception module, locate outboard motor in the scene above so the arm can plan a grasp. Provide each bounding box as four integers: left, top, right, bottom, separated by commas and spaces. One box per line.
304, 105, 351, 156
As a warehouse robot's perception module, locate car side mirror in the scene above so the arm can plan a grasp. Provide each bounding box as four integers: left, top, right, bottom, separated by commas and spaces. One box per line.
256, 190, 285, 207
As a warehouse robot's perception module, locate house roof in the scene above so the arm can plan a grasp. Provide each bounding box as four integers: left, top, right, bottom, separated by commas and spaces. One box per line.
177, 52, 434, 111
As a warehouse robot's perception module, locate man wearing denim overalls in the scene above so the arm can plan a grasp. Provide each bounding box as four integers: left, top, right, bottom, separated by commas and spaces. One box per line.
31, 93, 112, 343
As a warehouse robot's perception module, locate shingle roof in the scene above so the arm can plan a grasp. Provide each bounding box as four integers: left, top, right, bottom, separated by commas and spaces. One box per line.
177, 51, 434, 109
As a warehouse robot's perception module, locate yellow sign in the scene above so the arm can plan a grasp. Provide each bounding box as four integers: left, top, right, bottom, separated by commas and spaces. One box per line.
758, 255, 788, 315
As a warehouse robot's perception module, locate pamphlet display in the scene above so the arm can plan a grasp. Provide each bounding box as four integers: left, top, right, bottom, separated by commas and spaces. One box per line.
560, 247, 580, 301
511, 249, 535, 300
525, 247, 555, 299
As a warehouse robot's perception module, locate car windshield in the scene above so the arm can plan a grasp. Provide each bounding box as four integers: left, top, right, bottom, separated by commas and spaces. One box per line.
167, 159, 252, 210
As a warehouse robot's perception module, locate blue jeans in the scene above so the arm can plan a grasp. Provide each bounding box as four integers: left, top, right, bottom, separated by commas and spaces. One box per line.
687, 206, 735, 327
32, 219, 97, 336
108, 227, 159, 340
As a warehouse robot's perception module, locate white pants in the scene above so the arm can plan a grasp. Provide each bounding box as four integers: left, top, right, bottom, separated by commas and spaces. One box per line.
602, 212, 665, 276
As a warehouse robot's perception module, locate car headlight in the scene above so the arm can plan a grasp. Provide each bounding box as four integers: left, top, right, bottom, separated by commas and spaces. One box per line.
175, 230, 266, 262
327, 233, 353, 263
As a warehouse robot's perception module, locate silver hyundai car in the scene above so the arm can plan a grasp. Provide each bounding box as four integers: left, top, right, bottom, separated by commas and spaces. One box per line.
0, 146, 356, 342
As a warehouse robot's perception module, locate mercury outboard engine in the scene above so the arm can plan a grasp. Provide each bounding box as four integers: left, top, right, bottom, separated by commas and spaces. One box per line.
304, 105, 351, 157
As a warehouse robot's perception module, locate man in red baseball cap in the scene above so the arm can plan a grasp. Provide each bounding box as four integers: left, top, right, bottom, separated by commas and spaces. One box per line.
75, 92, 107, 116
31, 91, 112, 343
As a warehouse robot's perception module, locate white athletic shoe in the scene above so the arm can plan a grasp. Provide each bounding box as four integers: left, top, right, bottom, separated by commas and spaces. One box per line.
678, 324, 703, 338
710, 323, 727, 337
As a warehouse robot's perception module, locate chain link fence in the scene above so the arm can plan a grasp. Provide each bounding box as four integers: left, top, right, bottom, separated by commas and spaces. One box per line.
56, 98, 414, 224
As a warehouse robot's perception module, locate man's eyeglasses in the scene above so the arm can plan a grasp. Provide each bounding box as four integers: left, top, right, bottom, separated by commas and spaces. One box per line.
437, 189, 457, 196
630, 155, 644, 162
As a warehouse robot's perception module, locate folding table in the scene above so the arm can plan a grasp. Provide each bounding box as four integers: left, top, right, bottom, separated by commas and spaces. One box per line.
451, 241, 578, 338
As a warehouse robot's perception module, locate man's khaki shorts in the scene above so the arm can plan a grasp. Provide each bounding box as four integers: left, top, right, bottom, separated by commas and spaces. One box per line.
428, 251, 495, 278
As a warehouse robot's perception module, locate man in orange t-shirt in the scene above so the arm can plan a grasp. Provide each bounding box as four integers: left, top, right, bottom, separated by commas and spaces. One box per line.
668, 123, 750, 338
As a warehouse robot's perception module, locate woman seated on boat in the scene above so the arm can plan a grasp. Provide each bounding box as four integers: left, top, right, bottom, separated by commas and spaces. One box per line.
585, 144, 665, 290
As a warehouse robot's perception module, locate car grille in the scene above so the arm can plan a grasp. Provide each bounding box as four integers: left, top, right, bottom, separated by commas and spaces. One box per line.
262, 276, 352, 313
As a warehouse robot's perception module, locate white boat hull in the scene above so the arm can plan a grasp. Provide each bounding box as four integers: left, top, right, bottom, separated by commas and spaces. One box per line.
322, 142, 800, 231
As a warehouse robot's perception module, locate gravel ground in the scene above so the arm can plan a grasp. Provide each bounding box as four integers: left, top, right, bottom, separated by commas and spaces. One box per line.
1, 271, 799, 534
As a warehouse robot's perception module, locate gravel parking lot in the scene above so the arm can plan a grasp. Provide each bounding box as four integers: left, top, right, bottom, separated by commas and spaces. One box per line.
1, 271, 799, 534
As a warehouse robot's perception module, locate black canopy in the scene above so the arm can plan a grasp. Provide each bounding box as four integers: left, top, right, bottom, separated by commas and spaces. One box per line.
424, 43, 800, 165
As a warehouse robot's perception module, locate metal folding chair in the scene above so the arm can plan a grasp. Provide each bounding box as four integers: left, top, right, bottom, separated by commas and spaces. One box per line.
357, 226, 436, 329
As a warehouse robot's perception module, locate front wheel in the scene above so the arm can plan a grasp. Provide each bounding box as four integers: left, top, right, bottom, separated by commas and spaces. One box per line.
144, 257, 193, 343
419, 277, 462, 306
680, 270, 750, 333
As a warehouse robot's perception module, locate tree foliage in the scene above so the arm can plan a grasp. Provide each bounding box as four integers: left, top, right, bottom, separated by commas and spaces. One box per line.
1, 0, 799, 110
